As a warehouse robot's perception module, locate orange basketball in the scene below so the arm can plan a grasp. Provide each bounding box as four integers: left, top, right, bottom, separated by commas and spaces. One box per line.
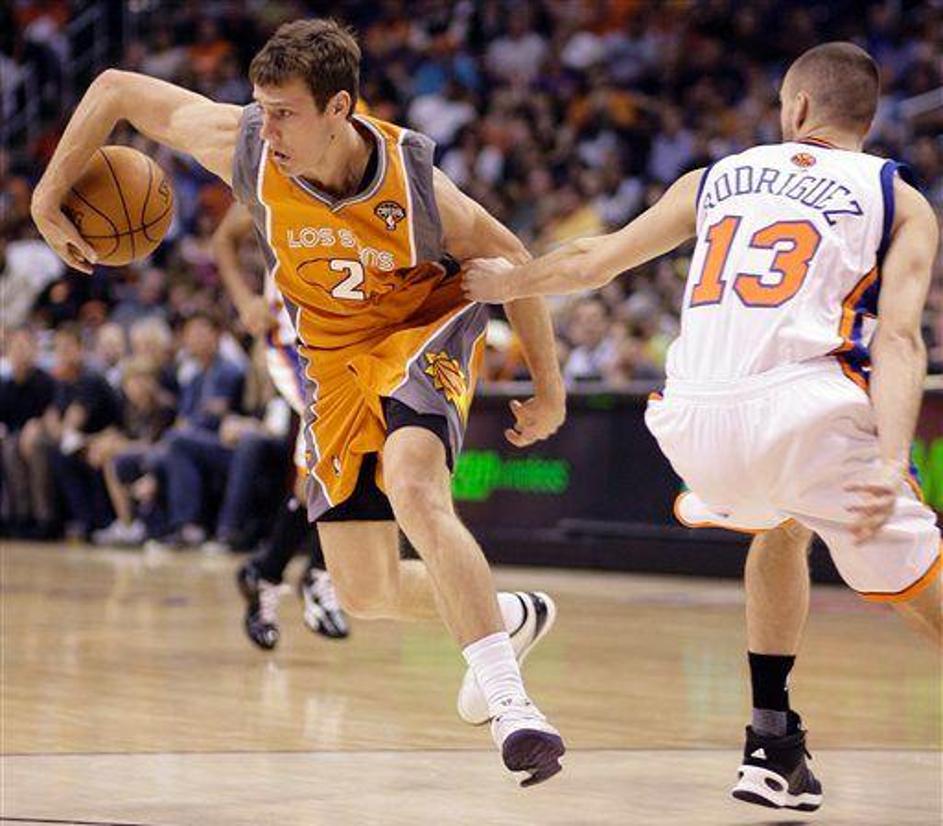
62, 146, 174, 266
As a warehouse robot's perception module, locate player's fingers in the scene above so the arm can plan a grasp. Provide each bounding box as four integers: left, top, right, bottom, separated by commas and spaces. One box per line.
56, 217, 98, 265
852, 511, 891, 543
505, 427, 529, 447
846, 502, 883, 515
64, 242, 95, 275
844, 482, 894, 495
511, 399, 539, 425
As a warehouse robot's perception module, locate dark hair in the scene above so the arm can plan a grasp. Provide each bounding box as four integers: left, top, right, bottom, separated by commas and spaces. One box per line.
787, 42, 880, 131
249, 18, 360, 115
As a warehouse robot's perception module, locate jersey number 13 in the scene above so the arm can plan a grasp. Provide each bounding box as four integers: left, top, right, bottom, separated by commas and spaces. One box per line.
689, 217, 822, 309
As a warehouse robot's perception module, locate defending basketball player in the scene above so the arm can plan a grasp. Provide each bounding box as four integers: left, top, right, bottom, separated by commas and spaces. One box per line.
31, 19, 566, 785
464, 42, 941, 808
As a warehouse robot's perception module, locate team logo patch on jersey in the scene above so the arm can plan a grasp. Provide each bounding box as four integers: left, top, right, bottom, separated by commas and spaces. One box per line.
423, 351, 469, 414
791, 152, 817, 168
375, 200, 406, 231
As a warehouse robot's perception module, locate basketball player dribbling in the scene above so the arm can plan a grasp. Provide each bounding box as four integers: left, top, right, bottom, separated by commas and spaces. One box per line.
31, 19, 567, 785
465, 42, 941, 809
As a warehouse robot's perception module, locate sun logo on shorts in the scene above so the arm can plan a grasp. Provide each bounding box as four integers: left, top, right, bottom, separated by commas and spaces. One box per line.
423, 350, 470, 418
791, 152, 817, 168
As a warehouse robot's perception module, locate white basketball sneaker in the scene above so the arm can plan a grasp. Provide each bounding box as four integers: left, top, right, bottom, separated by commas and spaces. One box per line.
491, 698, 565, 786
457, 591, 557, 725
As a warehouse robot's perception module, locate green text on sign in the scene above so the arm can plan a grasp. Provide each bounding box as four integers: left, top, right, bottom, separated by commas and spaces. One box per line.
452, 450, 571, 502
912, 438, 943, 513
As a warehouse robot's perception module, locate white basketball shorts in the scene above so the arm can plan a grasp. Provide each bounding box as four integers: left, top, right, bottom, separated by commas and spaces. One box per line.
645, 359, 940, 602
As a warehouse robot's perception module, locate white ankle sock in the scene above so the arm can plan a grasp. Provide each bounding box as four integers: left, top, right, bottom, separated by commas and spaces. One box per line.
497, 592, 526, 635
462, 631, 527, 715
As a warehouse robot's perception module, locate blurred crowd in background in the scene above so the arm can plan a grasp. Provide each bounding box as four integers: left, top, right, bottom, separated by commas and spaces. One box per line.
2, 0, 942, 545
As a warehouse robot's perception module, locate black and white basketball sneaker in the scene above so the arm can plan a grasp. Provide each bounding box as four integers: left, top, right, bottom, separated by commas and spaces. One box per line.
299, 567, 349, 639
457, 591, 557, 725
731, 711, 823, 811
236, 562, 285, 651
492, 697, 566, 787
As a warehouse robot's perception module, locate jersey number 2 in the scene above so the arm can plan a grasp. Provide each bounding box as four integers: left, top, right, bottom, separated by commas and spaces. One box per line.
690, 217, 821, 308
330, 259, 365, 301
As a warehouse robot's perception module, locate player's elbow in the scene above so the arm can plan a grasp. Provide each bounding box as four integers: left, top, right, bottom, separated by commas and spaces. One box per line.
93, 68, 125, 97
88, 69, 129, 115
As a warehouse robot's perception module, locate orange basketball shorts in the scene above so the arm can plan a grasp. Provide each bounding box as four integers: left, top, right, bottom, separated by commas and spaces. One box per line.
299, 301, 489, 520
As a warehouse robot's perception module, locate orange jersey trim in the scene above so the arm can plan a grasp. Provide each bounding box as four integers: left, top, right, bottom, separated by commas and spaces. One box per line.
672, 493, 776, 536
905, 468, 926, 504
858, 553, 941, 604
831, 266, 878, 391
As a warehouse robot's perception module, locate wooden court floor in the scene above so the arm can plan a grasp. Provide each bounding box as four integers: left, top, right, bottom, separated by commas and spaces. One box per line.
1, 541, 940, 825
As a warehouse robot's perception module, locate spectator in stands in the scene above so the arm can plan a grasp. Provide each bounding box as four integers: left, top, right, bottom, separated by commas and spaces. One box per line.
110, 266, 168, 327
47, 324, 123, 539
199, 346, 294, 554
93, 322, 127, 389
153, 311, 244, 548
602, 326, 664, 386
563, 296, 617, 383
484, 6, 548, 85
128, 315, 178, 395
0, 326, 56, 537
89, 358, 177, 547
0, 220, 65, 329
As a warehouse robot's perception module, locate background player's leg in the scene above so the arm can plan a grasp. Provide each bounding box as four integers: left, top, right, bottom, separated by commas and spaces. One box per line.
252, 495, 307, 584
890, 576, 941, 644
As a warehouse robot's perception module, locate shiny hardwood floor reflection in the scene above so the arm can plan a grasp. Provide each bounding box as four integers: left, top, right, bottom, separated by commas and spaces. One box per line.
2, 542, 940, 825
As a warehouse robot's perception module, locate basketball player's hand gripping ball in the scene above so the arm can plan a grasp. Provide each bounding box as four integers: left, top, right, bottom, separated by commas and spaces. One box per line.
32, 146, 174, 273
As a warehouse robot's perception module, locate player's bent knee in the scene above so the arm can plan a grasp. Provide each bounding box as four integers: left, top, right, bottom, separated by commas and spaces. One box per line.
385, 474, 451, 524
331, 578, 393, 619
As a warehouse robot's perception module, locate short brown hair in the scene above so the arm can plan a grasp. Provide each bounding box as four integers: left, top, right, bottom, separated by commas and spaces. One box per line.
787, 42, 880, 131
249, 18, 360, 115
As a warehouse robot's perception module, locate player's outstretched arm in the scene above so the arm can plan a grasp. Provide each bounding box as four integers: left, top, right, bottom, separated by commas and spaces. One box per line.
463, 168, 703, 303
212, 201, 275, 337
31, 69, 242, 273
434, 168, 565, 447
846, 178, 939, 544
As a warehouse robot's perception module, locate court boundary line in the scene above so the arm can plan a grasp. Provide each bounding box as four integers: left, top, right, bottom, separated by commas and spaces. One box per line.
0, 818, 160, 826
2, 747, 939, 757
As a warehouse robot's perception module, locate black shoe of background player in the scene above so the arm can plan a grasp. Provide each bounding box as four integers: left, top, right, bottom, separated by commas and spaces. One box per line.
236, 562, 283, 650
299, 567, 349, 639
731, 710, 823, 811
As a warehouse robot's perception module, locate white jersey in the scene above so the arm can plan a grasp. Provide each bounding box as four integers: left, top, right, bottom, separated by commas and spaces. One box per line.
667, 140, 902, 388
